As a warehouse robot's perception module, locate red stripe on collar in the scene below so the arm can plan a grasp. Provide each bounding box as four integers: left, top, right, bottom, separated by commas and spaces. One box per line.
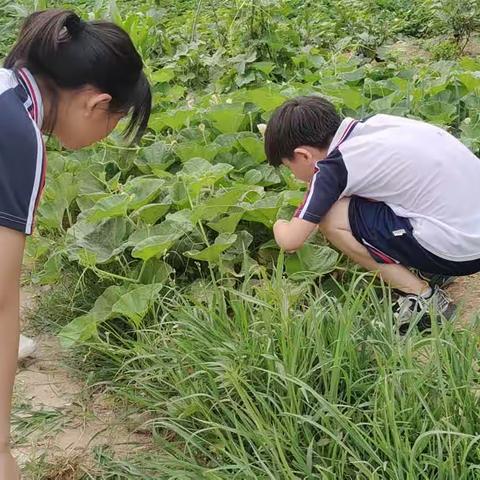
334, 119, 358, 149
18, 68, 42, 127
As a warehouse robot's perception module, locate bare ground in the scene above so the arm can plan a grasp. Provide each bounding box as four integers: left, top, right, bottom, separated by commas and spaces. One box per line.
13, 286, 153, 479
448, 273, 480, 324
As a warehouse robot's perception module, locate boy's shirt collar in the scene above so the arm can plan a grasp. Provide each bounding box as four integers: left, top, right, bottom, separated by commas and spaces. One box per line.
327, 117, 358, 155
17, 68, 44, 130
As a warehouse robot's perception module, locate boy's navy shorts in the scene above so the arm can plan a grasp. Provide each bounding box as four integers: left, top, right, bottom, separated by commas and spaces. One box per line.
348, 196, 480, 276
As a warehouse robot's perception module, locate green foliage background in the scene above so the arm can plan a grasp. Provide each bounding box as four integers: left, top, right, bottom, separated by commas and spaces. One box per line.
4, 0, 480, 478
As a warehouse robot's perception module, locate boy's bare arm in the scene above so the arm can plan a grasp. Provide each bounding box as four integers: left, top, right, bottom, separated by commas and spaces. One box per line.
273, 217, 318, 252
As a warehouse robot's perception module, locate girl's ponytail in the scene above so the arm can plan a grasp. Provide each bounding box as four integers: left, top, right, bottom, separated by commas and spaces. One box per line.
5, 10, 151, 142
5, 10, 84, 70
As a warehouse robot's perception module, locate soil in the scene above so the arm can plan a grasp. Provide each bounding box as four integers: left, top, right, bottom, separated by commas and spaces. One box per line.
13, 286, 153, 479
447, 273, 480, 324
386, 35, 480, 62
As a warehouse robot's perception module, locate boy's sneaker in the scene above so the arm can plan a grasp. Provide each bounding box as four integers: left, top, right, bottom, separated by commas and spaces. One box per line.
418, 271, 455, 289
394, 287, 456, 335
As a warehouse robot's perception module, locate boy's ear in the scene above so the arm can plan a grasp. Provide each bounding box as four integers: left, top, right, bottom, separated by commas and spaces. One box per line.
293, 147, 314, 163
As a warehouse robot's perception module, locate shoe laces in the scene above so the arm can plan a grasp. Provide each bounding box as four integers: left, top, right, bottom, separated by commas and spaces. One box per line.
394, 287, 451, 324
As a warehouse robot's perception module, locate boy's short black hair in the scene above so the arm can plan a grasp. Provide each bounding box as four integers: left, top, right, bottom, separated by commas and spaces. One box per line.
264, 96, 342, 167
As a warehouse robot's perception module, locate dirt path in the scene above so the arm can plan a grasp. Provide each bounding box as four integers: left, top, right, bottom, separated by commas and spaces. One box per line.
447, 273, 480, 324
13, 286, 152, 480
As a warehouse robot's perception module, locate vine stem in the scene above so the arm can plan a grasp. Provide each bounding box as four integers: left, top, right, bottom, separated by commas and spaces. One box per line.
93, 266, 139, 284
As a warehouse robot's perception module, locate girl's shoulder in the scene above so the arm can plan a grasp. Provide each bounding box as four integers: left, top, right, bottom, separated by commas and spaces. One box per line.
0, 68, 18, 95
0, 69, 42, 158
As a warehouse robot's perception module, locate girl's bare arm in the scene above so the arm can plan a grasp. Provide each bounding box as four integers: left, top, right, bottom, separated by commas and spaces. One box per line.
0, 227, 25, 479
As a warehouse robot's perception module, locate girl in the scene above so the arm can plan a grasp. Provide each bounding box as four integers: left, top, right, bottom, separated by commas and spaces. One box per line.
0, 10, 151, 477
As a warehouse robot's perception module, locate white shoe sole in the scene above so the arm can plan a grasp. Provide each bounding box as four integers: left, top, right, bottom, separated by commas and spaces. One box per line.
18, 334, 37, 361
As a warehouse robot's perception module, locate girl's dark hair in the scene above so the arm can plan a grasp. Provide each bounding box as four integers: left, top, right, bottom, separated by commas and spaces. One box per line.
5, 9, 151, 142
264, 96, 342, 166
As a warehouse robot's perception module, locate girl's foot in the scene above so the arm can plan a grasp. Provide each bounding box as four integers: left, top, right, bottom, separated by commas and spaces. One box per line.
18, 335, 37, 362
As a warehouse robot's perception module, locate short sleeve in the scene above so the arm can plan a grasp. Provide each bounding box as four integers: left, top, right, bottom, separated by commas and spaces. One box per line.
294, 148, 348, 224
0, 89, 46, 235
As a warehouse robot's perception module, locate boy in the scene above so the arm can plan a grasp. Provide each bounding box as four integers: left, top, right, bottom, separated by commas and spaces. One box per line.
265, 96, 480, 331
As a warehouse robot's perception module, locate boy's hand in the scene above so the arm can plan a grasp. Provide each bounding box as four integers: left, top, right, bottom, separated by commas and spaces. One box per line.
273, 217, 317, 252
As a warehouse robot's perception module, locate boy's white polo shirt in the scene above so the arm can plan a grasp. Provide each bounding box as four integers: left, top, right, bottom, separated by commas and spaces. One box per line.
295, 114, 480, 262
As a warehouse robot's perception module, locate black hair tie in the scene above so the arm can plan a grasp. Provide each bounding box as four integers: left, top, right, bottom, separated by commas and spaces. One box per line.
65, 14, 86, 37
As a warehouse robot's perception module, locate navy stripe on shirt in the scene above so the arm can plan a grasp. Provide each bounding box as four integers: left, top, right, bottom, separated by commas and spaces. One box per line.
295, 148, 348, 223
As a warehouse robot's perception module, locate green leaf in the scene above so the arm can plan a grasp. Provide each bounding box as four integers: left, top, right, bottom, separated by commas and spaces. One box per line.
235, 87, 287, 112
165, 209, 195, 229
125, 215, 193, 247
242, 195, 282, 227
184, 233, 237, 263
83, 194, 130, 223
286, 243, 339, 280
342, 68, 366, 82
137, 259, 174, 284
256, 164, 281, 186
130, 218, 190, 261
208, 211, 244, 234
243, 169, 263, 185
175, 141, 222, 162
37, 172, 79, 229
221, 230, 253, 261
31, 253, 63, 285
77, 164, 105, 195
460, 116, 480, 151
165, 85, 186, 102
58, 284, 130, 347
179, 158, 234, 196
132, 236, 178, 261
192, 187, 253, 222
151, 67, 175, 84
418, 101, 457, 125
282, 190, 306, 207
67, 217, 128, 264
59, 314, 98, 349
238, 135, 265, 163
252, 61, 275, 75
76, 192, 109, 212
206, 103, 245, 133
90, 285, 130, 321
459, 57, 480, 71
136, 141, 175, 175
457, 72, 480, 92
112, 283, 163, 327
150, 109, 194, 132
323, 86, 365, 110
133, 203, 171, 224
37, 195, 68, 230
124, 177, 165, 210
25, 235, 54, 262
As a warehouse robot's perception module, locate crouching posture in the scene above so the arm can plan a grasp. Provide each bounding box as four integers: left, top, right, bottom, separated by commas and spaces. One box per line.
266, 96, 480, 331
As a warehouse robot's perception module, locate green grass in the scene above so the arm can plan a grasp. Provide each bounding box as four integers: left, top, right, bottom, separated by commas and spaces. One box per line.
12, 403, 64, 448
36, 271, 480, 479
